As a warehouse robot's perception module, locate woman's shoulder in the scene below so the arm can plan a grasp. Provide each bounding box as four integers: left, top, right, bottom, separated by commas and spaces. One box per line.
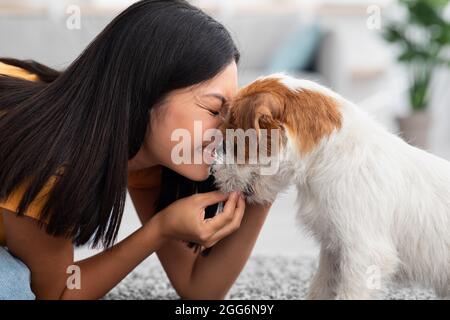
127, 165, 162, 189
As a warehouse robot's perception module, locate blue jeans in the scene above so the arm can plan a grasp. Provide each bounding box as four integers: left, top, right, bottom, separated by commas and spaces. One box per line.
0, 246, 35, 300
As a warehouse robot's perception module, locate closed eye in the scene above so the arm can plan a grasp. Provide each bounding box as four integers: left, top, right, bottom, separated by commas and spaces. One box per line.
196, 102, 221, 117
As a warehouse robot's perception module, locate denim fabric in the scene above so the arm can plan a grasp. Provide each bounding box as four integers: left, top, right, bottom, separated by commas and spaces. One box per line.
0, 246, 35, 300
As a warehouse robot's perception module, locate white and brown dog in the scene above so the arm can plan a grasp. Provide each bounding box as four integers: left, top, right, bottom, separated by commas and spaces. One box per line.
211, 73, 450, 299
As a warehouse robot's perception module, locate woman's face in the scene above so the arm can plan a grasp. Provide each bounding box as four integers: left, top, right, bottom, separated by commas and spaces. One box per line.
141, 61, 238, 181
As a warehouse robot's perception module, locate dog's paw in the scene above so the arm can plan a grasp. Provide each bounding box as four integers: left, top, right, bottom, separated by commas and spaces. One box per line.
306, 287, 336, 300
334, 289, 376, 300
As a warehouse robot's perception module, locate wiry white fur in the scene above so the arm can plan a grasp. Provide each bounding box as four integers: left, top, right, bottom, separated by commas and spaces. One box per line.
212, 74, 450, 299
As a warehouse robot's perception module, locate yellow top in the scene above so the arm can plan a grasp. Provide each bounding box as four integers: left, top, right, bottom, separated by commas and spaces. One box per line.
0, 61, 162, 246
0, 61, 39, 82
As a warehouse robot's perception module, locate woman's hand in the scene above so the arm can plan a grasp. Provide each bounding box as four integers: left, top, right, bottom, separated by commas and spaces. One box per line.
153, 191, 245, 248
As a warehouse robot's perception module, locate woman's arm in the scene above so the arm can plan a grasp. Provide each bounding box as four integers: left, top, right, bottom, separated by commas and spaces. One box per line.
129, 186, 272, 299
171, 202, 271, 299
3, 187, 240, 299
2, 208, 165, 300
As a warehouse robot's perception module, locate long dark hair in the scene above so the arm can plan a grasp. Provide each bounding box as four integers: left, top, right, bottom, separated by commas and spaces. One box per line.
0, 0, 239, 248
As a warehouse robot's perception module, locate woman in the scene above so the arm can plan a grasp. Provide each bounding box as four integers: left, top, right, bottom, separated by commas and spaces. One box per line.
0, 0, 272, 300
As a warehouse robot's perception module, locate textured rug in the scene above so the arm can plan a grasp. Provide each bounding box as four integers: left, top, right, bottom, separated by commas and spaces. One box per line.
104, 255, 437, 300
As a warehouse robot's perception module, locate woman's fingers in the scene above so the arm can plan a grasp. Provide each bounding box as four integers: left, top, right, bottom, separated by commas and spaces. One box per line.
196, 190, 230, 207
203, 194, 246, 248
202, 191, 239, 234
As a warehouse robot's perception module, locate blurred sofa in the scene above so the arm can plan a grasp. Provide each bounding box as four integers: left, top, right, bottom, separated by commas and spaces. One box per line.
0, 4, 332, 87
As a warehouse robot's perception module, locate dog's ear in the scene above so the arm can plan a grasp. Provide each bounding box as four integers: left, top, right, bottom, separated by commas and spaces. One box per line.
229, 92, 284, 132
284, 89, 342, 155
253, 94, 284, 133
223, 92, 285, 160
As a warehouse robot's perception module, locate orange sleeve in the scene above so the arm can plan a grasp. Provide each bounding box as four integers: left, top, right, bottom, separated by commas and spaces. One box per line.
0, 163, 162, 220
0, 61, 39, 82
0, 176, 57, 222
127, 165, 162, 189
0, 61, 50, 221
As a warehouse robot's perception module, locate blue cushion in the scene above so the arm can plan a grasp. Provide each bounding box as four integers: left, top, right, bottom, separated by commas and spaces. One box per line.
266, 23, 323, 73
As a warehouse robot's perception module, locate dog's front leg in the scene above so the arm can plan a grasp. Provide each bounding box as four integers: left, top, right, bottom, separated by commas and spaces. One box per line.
307, 244, 339, 300
333, 240, 397, 300
333, 246, 380, 300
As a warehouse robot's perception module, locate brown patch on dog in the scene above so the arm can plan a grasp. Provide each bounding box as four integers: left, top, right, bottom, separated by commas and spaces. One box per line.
224, 77, 342, 156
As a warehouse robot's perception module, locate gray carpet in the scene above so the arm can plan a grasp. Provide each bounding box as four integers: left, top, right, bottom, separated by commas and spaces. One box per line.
104, 255, 438, 300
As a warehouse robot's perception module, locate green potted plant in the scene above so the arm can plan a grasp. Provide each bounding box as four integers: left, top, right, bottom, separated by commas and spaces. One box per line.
383, 0, 450, 148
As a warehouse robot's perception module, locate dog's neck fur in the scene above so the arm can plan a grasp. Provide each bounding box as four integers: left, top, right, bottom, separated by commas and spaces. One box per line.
282, 94, 392, 188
